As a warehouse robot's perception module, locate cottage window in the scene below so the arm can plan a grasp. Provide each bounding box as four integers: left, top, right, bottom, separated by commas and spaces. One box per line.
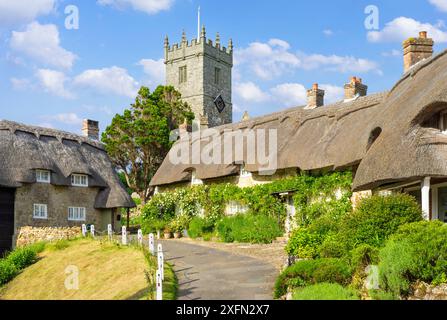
226, 201, 249, 216
71, 174, 88, 187
179, 66, 187, 84
33, 204, 48, 219
36, 170, 50, 183
68, 207, 86, 221
214, 67, 221, 85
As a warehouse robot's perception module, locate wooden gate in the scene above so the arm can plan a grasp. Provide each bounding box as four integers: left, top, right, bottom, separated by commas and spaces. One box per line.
0, 188, 15, 257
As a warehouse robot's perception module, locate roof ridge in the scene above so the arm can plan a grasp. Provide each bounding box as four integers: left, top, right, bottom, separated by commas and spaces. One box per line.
0, 120, 104, 150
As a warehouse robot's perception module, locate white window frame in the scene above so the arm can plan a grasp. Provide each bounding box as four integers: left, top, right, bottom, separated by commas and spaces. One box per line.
71, 174, 88, 187
68, 207, 86, 221
33, 204, 48, 219
36, 170, 51, 183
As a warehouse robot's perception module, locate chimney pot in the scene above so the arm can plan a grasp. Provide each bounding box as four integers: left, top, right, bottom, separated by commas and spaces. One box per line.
305, 83, 325, 109
344, 77, 368, 101
403, 31, 434, 72
82, 119, 99, 141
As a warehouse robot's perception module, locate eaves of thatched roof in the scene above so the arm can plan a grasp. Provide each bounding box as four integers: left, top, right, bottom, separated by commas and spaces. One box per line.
0, 120, 135, 209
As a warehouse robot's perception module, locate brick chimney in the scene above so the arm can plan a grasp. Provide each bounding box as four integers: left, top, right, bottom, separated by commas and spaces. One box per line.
344, 77, 368, 101
305, 83, 325, 109
82, 119, 99, 140
403, 31, 434, 73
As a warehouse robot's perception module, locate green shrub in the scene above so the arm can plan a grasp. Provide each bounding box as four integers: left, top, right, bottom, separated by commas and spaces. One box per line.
274, 258, 352, 298
187, 217, 215, 239
6, 247, 37, 270
321, 193, 423, 258
285, 228, 325, 259
293, 283, 359, 300
379, 221, 447, 297
0, 260, 18, 286
350, 244, 380, 270
216, 214, 282, 244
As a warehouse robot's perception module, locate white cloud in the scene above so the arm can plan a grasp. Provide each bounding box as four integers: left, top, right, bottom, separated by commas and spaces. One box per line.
323, 29, 334, 36
74, 66, 139, 98
270, 83, 307, 106
97, 0, 174, 14
234, 82, 270, 103
36, 69, 74, 99
138, 58, 165, 87
429, 0, 447, 12
0, 0, 56, 26
382, 49, 401, 57
367, 17, 447, 43
43, 113, 83, 126
235, 39, 300, 80
235, 39, 379, 79
319, 84, 345, 104
10, 22, 77, 69
10, 77, 31, 90
299, 53, 381, 74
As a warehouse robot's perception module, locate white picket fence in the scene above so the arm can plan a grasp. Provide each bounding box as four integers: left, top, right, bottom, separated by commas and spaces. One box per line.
81, 224, 163, 300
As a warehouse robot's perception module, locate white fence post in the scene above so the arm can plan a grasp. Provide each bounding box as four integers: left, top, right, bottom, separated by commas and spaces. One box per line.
149, 233, 155, 255
138, 229, 143, 246
122, 226, 127, 245
156, 269, 162, 300
90, 225, 95, 238
82, 224, 87, 237
107, 224, 113, 240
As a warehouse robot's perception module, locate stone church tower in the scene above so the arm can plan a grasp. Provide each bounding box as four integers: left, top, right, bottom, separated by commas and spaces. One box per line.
164, 26, 233, 128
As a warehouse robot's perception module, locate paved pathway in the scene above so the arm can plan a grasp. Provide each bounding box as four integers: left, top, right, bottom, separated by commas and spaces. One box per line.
160, 240, 277, 300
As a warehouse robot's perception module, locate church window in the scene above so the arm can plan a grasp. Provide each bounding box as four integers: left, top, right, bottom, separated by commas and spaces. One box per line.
179, 66, 187, 84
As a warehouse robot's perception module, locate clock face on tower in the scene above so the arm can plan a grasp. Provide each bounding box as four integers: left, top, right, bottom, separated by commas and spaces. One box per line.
214, 94, 226, 113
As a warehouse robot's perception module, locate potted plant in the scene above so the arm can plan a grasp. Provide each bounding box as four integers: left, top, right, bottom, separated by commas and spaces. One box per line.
169, 219, 181, 239
163, 226, 172, 239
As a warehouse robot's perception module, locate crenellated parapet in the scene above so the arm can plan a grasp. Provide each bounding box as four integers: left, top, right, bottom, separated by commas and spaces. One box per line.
164, 26, 233, 66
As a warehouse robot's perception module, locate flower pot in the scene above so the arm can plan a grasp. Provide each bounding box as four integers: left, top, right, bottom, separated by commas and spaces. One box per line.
164, 232, 172, 239
173, 232, 182, 239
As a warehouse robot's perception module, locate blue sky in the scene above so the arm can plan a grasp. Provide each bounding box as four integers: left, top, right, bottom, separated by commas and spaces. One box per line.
1, 0, 447, 134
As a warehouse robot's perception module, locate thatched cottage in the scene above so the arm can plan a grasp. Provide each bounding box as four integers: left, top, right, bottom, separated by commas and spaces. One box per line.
0, 119, 135, 254
151, 32, 447, 223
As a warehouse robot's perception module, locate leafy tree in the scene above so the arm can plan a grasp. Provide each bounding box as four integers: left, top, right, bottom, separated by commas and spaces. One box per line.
102, 85, 194, 203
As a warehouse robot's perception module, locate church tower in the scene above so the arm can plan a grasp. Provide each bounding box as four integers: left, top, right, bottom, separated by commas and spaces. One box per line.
164, 26, 233, 128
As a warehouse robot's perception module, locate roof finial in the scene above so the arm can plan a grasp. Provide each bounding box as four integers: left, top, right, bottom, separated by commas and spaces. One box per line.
182, 30, 187, 43
201, 25, 206, 40
164, 35, 169, 47
216, 32, 220, 47
228, 38, 233, 53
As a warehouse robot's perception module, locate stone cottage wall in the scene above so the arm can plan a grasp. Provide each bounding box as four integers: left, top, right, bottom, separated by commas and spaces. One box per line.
16, 226, 81, 247
13, 184, 115, 244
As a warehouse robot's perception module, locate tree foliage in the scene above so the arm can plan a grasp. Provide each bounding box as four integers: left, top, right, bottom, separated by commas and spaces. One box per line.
102, 86, 194, 203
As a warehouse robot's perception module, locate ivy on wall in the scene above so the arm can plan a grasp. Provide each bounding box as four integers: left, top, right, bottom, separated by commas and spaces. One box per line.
140, 171, 353, 231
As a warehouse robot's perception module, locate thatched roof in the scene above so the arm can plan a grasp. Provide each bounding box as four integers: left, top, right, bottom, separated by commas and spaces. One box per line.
0, 120, 135, 209
152, 49, 447, 191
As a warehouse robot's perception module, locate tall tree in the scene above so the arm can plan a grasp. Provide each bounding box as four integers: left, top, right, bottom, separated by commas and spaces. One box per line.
102, 86, 194, 203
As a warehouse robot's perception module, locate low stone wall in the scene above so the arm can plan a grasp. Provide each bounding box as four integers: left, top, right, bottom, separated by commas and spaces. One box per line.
16, 226, 81, 247
410, 281, 447, 300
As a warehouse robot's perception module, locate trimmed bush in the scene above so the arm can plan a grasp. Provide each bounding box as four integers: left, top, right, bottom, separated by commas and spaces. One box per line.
286, 228, 324, 259
7, 247, 37, 270
216, 214, 282, 244
379, 221, 447, 298
293, 283, 359, 300
0, 260, 18, 286
274, 258, 352, 298
320, 193, 423, 258
187, 217, 215, 239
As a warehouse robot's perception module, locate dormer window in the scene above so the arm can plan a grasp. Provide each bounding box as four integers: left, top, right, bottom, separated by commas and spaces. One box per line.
71, 174, 88, 187
36, 170, 50, 183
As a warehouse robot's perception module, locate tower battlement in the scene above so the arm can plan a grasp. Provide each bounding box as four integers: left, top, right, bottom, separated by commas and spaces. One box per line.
164, 26, 233, 128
